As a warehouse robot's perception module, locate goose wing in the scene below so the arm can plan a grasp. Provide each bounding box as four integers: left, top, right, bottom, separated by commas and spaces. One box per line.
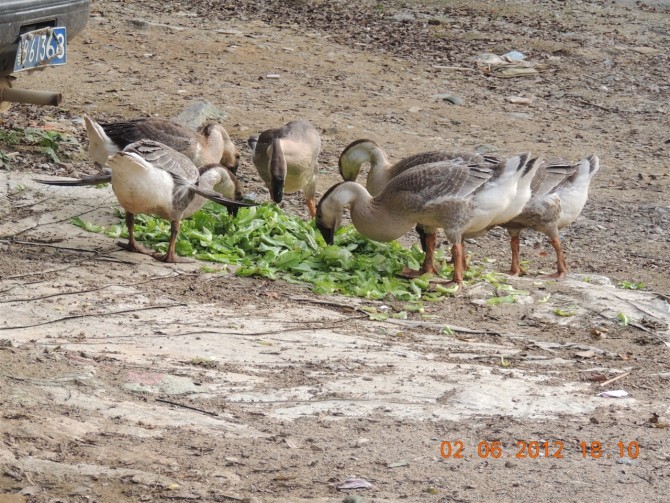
102, 119, 197, 154
531, 160, 576, 198
382, 157, 496, 211
390, 150, 484, 178
122, 140, 199, 183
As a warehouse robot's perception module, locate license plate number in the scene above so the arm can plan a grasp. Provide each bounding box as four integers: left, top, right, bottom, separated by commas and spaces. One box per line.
14, 27, 67, 73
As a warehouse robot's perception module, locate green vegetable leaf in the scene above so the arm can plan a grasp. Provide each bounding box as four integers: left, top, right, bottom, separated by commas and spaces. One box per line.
72, 204, 507, 301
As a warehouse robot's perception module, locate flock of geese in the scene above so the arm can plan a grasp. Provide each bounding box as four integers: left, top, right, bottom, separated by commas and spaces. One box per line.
36, 116, 600, 291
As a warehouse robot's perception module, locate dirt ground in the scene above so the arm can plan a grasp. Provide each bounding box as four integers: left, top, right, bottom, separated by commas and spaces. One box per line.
1, 0, 669, 502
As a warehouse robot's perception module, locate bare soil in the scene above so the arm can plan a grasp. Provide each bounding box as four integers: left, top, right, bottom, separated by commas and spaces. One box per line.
1, 1, 669, 502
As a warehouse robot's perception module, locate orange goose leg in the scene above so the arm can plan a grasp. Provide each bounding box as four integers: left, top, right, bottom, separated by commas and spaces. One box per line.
508, 234, 526, 276
153, 220, 192, 263
541, 236, 568, 279
306, 197, 317, 219
118, 212, 153, 255
400, 233, 439, 277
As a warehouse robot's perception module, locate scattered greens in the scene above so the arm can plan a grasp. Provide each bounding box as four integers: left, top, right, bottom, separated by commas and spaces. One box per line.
72, 203, 505, 302
485, 284, 529, 305
72, 204, 450, 300
617, 280, 645, 290
617, 312, 630, 327
440, 326, 455, 336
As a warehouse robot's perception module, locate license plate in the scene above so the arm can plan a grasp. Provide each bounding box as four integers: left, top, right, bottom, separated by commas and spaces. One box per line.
13, 27, 67, 73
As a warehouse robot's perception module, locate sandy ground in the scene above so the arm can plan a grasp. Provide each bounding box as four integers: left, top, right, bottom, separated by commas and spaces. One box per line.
1, 0, 669, 502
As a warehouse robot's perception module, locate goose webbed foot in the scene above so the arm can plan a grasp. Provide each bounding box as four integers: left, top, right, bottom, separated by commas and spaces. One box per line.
507, 265, 527, 277
398, 264, 439, 279
428, 278, 463, 295
152, 251, 193, 264
151, 220, 192, 263
117, 241, 154, 255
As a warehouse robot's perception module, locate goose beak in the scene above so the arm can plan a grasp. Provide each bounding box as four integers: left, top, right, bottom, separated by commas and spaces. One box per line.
316, 222, 334, 245
271, 176, 285, 203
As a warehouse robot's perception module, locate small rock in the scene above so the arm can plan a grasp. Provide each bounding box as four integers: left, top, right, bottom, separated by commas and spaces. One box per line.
171, 101, 229, 130
507, 96, 533, 105
127, 19, 185, 32
630, 46, 661, 55
475, 144, 499, 154
433, 94, 464, 105
343, 496, 363, 503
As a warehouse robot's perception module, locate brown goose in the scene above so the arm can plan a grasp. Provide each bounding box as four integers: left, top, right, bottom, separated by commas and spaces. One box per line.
37, 140, 253, 263
316, 153, 535, 291
84, 114, 241, 174
248, 120, 321, 217
338, 138, 484, 251
503, 155, 600, 278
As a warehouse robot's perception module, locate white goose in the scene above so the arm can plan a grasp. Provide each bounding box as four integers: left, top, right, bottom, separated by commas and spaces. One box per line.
503, 155, 600, 278
37, 140, 253, 263
248, 120, 321, 217
316, 153, 536, 291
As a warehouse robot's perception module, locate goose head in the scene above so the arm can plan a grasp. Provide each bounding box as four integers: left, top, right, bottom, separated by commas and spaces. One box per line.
315, 181, 353, 245
268, 138, 287, 203
247, 134, 258, 154
200, 165, 241, 201
198, 164, 244, 216
200, 124, 240, 173
338, 139, 383, 182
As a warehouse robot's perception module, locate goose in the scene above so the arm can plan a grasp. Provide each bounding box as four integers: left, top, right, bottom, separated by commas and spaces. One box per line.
338, 138, 484, 252
503, 155, 600, 279
316, 153, 536, 291
83, 114, 241, 173
37, 140, 254, 263
338, 139, 484, 196
34, 163, 243, 207
248, 120, 321, 217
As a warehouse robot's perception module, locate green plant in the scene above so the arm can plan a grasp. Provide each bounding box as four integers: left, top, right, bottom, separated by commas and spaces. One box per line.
24, 127, 77, 163
0, 129, 23, 146
617, 280, 645, 290
73, 203, 506, 302
0, 150, 12, 169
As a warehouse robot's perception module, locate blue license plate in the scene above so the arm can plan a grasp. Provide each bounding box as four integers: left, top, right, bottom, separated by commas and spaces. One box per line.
14, 27, 67, 73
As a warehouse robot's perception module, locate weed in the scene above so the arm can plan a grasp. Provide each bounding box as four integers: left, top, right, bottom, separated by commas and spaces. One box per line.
0, 150, 12, 169
24, 128, 79, 163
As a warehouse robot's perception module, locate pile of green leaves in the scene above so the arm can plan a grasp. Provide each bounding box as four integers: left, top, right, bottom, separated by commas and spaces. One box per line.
74, 203, 495, 301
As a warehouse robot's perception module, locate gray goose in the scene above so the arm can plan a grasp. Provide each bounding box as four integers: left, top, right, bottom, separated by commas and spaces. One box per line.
248, 120, 321, 218
503, 155, 600, 278
37, 140, 253, 263
338, 138, 485, 252
316, 153, 536, 291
